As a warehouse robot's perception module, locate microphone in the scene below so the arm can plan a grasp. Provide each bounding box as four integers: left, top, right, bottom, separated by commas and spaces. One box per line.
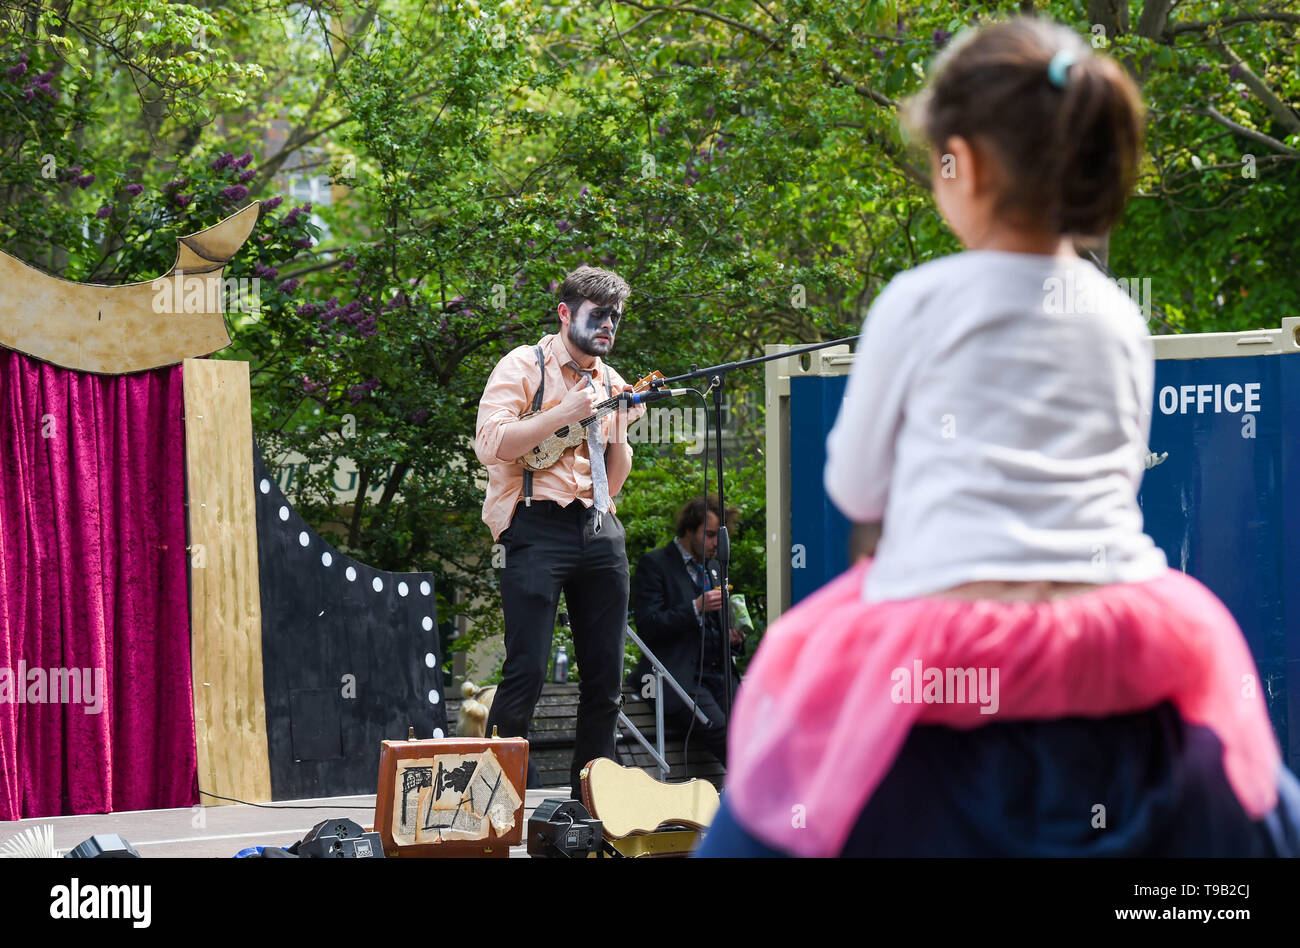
623, 387, 692, 406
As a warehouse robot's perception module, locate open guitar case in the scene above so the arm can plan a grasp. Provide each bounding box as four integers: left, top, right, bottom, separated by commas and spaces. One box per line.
578, 757, 720, 857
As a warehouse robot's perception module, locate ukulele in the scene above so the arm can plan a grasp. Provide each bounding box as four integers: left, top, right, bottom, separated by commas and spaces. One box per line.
519, 370, 665, 471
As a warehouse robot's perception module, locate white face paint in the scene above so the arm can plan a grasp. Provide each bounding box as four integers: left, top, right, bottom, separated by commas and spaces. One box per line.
564, 299, 622, 358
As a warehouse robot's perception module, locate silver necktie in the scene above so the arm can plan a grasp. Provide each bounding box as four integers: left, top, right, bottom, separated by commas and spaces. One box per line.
575, 368, 610, 532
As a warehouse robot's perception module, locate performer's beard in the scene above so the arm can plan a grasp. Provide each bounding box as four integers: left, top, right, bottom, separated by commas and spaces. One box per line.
567, 314, 615, 358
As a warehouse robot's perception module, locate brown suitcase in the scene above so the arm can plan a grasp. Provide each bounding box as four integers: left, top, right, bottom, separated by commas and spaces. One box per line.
374, 730, 529, 858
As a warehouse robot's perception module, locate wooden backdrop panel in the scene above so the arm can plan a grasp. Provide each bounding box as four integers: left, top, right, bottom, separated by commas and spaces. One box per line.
183, 357, 271, 806
0, 204, 259, 374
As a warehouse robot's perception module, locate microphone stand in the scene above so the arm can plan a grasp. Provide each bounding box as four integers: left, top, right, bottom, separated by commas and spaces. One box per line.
646, 334, 860, 719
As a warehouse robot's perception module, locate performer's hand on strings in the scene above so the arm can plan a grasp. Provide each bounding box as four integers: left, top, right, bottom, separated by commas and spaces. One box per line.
608, 382, 645, 444
615, 382, 647, 422
557, 383, 601, 426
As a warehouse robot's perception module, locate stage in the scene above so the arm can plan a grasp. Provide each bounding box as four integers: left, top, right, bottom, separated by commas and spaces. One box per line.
1, 788, 565, 858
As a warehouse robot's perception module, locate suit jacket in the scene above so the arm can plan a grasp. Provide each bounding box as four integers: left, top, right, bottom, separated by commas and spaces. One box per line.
631, 541, 739, 717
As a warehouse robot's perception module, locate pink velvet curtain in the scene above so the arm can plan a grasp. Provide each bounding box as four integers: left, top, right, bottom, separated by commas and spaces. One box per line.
0, 347, 197, 820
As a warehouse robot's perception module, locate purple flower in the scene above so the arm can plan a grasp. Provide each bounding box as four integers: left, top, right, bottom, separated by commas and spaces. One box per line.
656, 123, 669, 137
220, 184, 249, 202
301, 376, 325, 395
525, 239, 536, 249
277, 278, 300, 295
284, 202, 313, 225
556, 219, 570, 232
125, 183, 144, 198
7, 62, 26, 81
76, 173, 95, 189
1195, 63, 1212, 74
297, 301, 321, 319
211, 152, 234, 171
871, 46, 885, 60
238, 168, 256, 183
932, 29, 951, 47
253, 263, 279, 280
1229, 64, 1243, 80
233, 152, 253, 169
96, 204, 113, 219
174, 194, 192, 208
294, 236, 313, 249
410, 408, 430, 424
26, 75, 56, 99
346, 378, 380, 403
340, 256, 357, 271
579, 185, 589, 197
260, 196, 283, 211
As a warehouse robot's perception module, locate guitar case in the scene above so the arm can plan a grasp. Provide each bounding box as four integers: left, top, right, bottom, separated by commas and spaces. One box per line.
578, 757, 720, 857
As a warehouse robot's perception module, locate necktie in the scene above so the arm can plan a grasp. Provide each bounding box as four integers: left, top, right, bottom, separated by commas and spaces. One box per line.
572, 366, 610, 531
688, 559, 707, 593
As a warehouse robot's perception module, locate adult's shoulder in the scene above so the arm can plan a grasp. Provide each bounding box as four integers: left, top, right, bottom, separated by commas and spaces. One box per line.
637, 542, 673, 566
487, 340, 546, 377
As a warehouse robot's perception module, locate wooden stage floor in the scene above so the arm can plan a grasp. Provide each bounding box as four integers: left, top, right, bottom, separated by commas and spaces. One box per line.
0, 788, 567, 858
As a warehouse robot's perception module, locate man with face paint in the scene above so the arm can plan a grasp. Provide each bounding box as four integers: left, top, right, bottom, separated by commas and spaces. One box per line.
474, 266, 646, 793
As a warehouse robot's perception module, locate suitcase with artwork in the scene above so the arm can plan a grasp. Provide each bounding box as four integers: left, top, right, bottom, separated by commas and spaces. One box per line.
374, 728, 529, 858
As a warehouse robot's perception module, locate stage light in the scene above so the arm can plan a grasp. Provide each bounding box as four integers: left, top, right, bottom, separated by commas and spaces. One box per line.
294, 817, 385, 859
65, 834, 140, 858
527, 798, 602, 858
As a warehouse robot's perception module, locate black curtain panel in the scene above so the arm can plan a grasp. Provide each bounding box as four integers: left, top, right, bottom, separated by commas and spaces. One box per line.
252, 448, 447, 800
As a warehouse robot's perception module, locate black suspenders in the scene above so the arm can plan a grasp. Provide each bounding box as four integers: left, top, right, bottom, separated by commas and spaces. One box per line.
522, 345, 545, 507
520, 344, 614, 509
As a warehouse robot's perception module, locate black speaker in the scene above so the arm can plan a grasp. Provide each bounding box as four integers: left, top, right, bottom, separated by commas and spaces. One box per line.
527, 798, 602, 858
294, 817, 385, 859
65, 834, 140, 858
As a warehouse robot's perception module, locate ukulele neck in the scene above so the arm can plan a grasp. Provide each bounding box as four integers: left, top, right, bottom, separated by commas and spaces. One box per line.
576, 394, 625, 429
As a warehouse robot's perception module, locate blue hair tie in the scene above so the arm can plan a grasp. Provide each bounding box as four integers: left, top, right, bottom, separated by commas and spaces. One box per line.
1048, 49, 1076, 88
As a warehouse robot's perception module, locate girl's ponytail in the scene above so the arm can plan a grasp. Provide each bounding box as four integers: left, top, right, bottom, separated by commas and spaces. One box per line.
1047, 49, 1145, 236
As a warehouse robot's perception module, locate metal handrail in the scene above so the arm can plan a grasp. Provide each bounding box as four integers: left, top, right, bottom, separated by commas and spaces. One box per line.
619, 624, 709, 781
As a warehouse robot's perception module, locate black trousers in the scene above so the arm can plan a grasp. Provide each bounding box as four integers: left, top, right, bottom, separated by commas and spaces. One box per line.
486, 500, 629, 794
665, 668, 731, 767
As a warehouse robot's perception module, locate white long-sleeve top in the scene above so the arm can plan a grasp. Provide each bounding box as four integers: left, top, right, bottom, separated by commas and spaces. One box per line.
825, 250, 1167, 601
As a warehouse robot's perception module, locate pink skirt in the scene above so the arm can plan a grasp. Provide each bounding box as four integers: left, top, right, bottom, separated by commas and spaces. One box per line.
726, 560, 1280, 858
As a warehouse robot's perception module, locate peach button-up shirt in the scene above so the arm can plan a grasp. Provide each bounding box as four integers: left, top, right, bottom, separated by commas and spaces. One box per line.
475, 333, 633, 541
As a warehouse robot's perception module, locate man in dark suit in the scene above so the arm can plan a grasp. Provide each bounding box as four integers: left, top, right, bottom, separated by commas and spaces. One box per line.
630, 497, 745, 767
